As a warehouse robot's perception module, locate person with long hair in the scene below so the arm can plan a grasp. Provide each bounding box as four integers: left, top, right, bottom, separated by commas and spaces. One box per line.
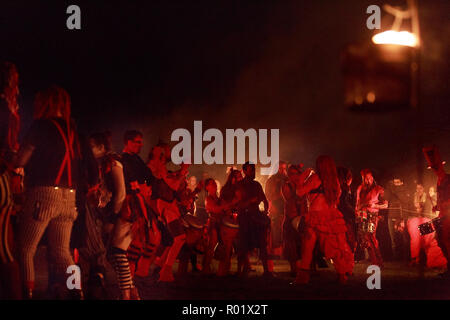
15, 85, 82, 299
355, 169, 387, 267
75, 131, 126, 299
147, 142, 189, 282
294, 155, 354, 284
0, 61, 22, 299
337, 167, 357, 253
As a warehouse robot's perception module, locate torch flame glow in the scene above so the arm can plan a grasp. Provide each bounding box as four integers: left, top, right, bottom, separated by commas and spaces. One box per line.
372, 31, 418, 47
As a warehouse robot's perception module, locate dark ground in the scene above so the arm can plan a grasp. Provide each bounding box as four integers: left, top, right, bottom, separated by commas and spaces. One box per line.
33, 246, 449, 300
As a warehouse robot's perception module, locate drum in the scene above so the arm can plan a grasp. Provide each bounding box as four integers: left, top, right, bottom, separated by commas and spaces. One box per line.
182, 214, 205, 247
181, 214, 205, 230
418, 217, 442, 236
358, 211, 377, 234
358, 218, 375, 233
222, 215, 239, 229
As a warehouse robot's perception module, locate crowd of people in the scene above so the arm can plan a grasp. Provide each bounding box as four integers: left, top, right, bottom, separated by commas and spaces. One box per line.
0, 62, 449, 300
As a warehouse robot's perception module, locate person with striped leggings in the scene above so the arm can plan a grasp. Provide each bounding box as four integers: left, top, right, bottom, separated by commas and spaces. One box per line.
109, 130, 155, 299
15, 86, 82, 299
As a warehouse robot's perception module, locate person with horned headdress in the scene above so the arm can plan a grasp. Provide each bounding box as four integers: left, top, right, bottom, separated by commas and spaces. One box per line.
293, 155, 354, 285
15, 85, 83, 299
355, 169, 388, 267
423, 145, 450, 277
0, 61, 22, 299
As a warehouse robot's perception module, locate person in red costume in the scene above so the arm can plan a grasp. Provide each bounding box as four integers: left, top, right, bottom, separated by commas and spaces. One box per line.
294, 155, 354, 285
355, 169, 388, 267
147, 142, 189, 282
423, 145, 450, 278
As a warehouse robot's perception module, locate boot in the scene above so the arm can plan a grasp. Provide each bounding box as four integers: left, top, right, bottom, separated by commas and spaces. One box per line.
120, 288, 131, 300
130, 286, 141, 300
292, 268, 310, 285
337, 273, 348, 285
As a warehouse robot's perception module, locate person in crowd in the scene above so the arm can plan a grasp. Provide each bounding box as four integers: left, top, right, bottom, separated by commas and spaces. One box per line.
176, 176, 204, 275
337, 167, 357, 253
147, 142, 189, 282
423, 146, 450, 277
294, 155, 354, 285
0, 61, 22, 299
217, 169, 242, 276
202, 178, 235, 274
406, 183, 446, 274
109, 130, 155, 299
385, 177, 410, 261
355, 169, 388, 267
428, 187, 438, 212
414, 184, 427, 214
281, 164, 308, 276
236, 162, 272, 278
15, 85, 83, 299
74, 131, 125, 299
265, 161, 288, 259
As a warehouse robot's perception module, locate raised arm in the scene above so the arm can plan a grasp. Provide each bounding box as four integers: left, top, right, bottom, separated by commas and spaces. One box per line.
296, 173, 321, 198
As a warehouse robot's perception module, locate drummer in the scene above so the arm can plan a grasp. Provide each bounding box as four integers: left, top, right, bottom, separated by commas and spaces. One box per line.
217, 169, 243, 276
281, 164, 308, 276
235, 162, 272, 278
202, 178, 235, 274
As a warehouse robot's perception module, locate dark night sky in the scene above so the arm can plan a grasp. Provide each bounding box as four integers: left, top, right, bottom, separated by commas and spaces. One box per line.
1, 0, 449, 187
